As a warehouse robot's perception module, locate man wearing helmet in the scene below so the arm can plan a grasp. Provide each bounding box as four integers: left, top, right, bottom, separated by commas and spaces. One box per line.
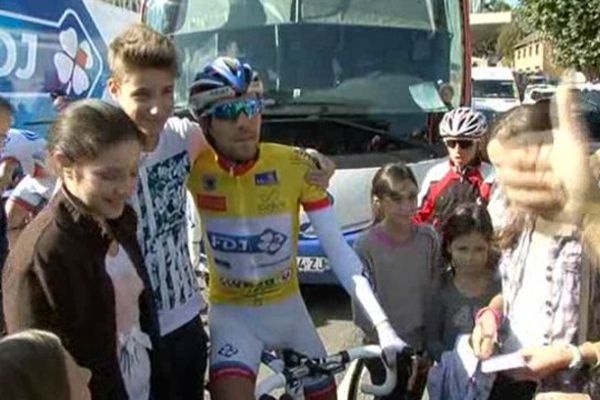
414, 107, 496, 228
187, 57, 408, 400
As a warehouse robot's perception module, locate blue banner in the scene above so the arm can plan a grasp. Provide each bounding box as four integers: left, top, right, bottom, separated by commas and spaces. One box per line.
0, 1, 109, 134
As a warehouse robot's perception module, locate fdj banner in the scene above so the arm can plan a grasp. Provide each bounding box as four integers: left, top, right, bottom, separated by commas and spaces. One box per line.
0, 8, 104, 98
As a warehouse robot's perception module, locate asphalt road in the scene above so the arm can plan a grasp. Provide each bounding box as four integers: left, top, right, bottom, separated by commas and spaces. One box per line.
301, 285, 371, 399
301, 284, 360, 354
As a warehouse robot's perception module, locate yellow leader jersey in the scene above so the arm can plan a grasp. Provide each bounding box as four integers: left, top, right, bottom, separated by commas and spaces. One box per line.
188, 143, 330, 306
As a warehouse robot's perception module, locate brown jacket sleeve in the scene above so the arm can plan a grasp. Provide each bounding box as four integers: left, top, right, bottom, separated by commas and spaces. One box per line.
2, 254, 55, 333
3, 222, 127, 400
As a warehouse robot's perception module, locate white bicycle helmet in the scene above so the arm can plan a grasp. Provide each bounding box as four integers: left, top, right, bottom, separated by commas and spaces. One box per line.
439, 107, 488, 139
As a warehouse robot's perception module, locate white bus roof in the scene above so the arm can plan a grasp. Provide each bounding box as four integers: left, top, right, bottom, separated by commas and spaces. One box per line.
472, 67, 515, 81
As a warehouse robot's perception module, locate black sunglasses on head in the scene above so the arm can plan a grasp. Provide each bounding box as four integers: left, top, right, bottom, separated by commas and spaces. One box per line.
444, 139, 476, 149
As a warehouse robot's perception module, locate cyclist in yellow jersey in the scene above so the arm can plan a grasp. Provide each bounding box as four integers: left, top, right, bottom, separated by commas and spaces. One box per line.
187, 57, 408, 400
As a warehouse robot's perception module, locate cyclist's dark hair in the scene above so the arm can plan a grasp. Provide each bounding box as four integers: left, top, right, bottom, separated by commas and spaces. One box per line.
48, 99, 142, 171
441, 203, 495, 268
0, 96, 14, 115
371, 162, 418, 224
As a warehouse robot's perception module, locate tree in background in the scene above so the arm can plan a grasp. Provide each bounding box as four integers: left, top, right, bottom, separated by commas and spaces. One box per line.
485, 0, 512, 12
472, 0, 514, 59
496, 16, 527, 65
520, 0, 600, 79
473, 38, 497, 60
472, 0, 512, 13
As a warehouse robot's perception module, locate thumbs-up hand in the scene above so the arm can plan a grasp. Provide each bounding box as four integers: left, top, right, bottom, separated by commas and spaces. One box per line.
488, 85, 597, 223
549, 86, 596, 223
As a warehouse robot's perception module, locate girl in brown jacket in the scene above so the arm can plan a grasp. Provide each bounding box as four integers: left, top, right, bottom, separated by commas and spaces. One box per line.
2, 100, 170, 400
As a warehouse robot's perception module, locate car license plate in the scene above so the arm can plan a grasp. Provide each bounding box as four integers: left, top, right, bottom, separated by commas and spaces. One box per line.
297, 257, 329, 272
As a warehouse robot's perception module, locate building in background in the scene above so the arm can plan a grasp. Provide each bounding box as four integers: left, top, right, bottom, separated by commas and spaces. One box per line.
513, 33, 560, 78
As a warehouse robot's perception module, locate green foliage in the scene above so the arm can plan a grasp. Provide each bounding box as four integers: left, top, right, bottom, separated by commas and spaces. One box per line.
520, 0, 600, 78
474, 38, 497, 58
485, 0, 512, 12
496, 19, 527, 63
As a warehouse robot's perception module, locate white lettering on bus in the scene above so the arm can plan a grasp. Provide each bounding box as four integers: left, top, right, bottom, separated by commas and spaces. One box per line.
0, 29, 37, 80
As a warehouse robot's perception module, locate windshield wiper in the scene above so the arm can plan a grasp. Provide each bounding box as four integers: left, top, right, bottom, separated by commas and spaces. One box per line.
264, 98, 370, 112
265, 115, 433, 151
425, 0, 436, 34
267, 115, 389, 135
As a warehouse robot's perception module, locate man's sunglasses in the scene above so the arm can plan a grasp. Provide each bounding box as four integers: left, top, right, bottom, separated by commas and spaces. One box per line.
207, 97, 264, 120
444, 139, 476, 149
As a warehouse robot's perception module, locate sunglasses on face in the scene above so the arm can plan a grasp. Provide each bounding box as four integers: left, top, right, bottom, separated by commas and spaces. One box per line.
207, 97, 264, 121
386, 191, 418, 203
444, 139, 476, 149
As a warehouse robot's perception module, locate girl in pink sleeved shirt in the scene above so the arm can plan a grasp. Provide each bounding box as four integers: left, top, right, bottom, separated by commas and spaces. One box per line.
352, 162, 443, 400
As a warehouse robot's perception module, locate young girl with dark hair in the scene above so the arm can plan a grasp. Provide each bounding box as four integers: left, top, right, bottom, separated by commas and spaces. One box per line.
2, 100, 170, 400
352, 162, 443, 399
426, 203, 500, 361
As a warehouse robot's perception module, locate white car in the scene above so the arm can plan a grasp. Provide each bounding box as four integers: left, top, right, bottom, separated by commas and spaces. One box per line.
522, 84, 556, 105
472, 67, 521, 113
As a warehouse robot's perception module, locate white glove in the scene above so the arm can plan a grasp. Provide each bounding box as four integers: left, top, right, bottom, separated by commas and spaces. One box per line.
376, 320, 410, 367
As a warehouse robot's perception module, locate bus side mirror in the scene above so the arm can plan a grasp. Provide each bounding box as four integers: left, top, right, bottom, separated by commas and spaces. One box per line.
143, 0, 188, 34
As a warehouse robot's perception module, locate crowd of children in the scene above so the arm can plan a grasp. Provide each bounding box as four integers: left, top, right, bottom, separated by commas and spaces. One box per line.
0, 21, 598, 400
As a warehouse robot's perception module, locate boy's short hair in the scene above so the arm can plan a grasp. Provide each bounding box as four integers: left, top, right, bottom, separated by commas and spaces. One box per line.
109, 23, 178, 79
0, 96, 14, 115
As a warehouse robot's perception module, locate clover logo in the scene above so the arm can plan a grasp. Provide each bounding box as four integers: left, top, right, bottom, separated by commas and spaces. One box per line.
257, 229, 287, 255
53, 27, 94, 96
217, 343, 239, 358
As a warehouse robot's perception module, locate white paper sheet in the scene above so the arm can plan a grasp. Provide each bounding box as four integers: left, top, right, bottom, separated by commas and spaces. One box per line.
481, 351, 526, 374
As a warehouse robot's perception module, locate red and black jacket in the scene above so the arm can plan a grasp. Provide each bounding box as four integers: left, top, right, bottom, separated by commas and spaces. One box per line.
414, 160, 496, 227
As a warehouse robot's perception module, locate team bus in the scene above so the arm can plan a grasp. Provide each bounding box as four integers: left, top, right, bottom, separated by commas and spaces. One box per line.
2, 0, 472, 284
141, 0, 472, 284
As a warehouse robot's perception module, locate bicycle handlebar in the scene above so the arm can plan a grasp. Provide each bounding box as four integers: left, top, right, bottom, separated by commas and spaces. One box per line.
255, 344, 399, 399
344, 345, 397, 397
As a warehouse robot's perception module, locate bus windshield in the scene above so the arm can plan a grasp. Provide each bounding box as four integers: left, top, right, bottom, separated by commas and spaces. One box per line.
143, 0, 467, 162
